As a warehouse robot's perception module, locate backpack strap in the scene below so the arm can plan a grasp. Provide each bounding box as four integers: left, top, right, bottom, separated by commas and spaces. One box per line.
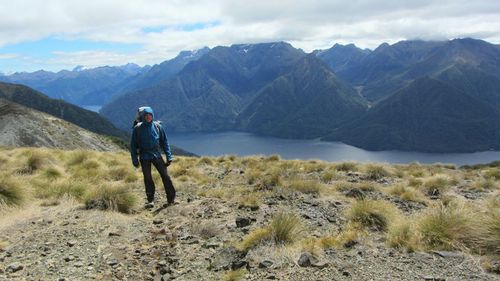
154, 121, 165, 147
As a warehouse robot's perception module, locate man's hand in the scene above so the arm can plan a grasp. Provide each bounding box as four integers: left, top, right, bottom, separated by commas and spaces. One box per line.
133, 162, 140, 168
166, 160, 172, 167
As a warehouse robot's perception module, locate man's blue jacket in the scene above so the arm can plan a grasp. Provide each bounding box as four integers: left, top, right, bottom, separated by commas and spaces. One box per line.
130, 107, 173, 166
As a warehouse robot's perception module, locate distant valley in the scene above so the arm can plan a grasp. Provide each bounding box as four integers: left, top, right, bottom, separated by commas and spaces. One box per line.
2, 38, 499, 153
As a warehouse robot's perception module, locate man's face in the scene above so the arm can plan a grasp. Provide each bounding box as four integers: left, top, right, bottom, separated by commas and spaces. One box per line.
144, 113, 153, 123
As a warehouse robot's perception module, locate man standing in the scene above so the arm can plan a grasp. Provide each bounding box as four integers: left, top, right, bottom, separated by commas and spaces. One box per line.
130, 106, 176, 209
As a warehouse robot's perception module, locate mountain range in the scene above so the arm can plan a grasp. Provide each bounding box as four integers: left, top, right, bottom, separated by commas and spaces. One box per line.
2, 38, 499, 153
0, 98, 123, 151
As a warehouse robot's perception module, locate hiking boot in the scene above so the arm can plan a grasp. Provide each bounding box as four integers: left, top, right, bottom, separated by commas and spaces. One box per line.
144, 202, 155, 209
162, 201, 178, 208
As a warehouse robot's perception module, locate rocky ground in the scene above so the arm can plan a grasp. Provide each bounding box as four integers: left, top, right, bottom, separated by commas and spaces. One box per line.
0, 150, 499, 280
0, 192, 497, 280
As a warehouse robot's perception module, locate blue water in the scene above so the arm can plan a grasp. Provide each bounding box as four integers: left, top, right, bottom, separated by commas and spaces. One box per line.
82, 105, 102, 112
169, 131, 500, 165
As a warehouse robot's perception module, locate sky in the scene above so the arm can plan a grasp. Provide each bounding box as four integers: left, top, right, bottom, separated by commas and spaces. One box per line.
1, 0, 499, 73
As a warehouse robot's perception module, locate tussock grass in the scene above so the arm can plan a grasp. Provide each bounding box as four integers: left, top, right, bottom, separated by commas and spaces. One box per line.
303, 160, 327, 173
237, 192, 262, 209
238, 212, 302, 251
66, 150, 89, 166
41, 167, 63, 179
364, 164, 391, 180
222, 269, 246, 281
0, 176, 24, 207
106, 166, 137, 182
473, 196, 500, 255
84, 185, 138, 214
406, 162, 426, 177
483, 169, 500, 181
346, 199, 400, 231
257, 168, 282, 190
34, 180, 88, 200
265, 154, 281, 162
334, 162, 358, 172
470, 179, 498, 191
238, 227, 271, 251
417, 201, 474, 250
287, 179, 322, 194
320, 170, 336, 183
245, 168, 262, 185
16, 151, 51, 174
270, 212, 303, 244
198, 157, 214, 166
318, 223, 363, 249
388, 184, 426, 203
334, 181, 376, 192
387, 219, 419, 252
422, 175, 451, 196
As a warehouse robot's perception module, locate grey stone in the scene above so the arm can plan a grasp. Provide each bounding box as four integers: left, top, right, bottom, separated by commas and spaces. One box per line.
6, 262, 23, 273
432, 251, 461, 258
67, 240, 76, 247
345, 188, 365, 199
258, 260, 274, 268
209, 246, 247, 271
298, 253, 312, 267
235, 217, 251, 228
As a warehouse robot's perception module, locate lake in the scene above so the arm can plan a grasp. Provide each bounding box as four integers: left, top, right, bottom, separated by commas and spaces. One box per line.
169, 131, 500, 165
83, 105, 102, 112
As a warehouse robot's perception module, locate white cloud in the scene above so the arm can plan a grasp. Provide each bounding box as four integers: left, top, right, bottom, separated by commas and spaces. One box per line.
0, 0, 499, 70
0, 53, 19, 59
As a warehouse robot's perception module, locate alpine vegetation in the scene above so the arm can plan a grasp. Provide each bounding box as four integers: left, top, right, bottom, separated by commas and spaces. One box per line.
0, 147, 499, 280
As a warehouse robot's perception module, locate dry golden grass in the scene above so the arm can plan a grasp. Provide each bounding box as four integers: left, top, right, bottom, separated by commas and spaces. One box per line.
416, 200, 475, 250
387, 184, 426, 203
287, 179, 322, 194
422, 175, 452, 196
364, 164, 391, 180
334, 162, 358, 172
84, 184, 139, 214
346, 199, 400, 231
387, 218, 419, 252
0, 175, 25, 207
238, 211, 303, 251
222, 269, 246, 281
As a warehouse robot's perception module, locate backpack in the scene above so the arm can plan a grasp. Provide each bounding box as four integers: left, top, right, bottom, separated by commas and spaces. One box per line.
133, 107, 165, 153
132, 106, 150, 128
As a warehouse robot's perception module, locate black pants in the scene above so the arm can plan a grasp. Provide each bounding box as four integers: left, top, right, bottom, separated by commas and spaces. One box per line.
140, 158, 176, 203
